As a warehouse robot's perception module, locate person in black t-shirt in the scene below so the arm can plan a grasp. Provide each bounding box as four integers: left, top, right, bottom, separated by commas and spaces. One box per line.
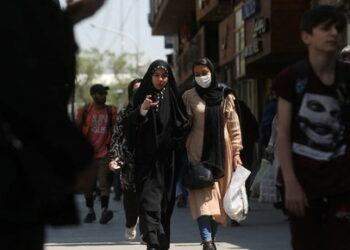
275, 5, 350, 250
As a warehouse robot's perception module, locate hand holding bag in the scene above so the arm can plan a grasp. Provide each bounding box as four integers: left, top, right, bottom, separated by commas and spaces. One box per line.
182, 161, 214, 190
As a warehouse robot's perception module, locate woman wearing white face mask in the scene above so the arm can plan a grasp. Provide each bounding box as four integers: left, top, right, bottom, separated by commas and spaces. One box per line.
182, 57, 243, 250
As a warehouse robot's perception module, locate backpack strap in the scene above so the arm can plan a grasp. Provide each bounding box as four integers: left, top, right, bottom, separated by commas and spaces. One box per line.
294, 59, 308, 116
106, 105, 113, 131
81, 103, 90, 128
336, 61, 350, 139
335, 61, 350, 103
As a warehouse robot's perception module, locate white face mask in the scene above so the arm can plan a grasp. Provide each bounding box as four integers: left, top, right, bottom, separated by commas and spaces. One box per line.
195, 75, 212, 88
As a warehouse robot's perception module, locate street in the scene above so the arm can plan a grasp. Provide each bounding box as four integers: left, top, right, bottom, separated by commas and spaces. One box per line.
45, 195, 291, 250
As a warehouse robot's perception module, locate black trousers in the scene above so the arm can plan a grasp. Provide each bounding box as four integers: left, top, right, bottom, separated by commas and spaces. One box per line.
135, 160, 177, 250
0, 220, 44, 250
123, 187, 139, 228
289, 194, 350, 250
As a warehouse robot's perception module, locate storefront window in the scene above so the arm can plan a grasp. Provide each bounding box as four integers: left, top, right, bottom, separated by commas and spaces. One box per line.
234, 7, 245, 78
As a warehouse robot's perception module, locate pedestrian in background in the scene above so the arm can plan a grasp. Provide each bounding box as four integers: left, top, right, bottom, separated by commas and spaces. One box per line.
76, 84, 117, 224
109, 78, 142, 241
127, 60, 189, 250
340, 45, 350, 62
275, 5, 350, 250
0, 0, 105, 249
182, 57, 243, 250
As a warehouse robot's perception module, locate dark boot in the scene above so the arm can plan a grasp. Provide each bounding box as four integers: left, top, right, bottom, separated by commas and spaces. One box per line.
202, 241, 215, 250
83, 211, 96, 223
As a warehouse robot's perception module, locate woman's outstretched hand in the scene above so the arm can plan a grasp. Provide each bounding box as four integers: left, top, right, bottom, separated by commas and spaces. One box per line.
141, 95, 158, 111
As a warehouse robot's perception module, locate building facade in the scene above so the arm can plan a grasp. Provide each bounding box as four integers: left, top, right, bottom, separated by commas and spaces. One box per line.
149, 0, 350, 120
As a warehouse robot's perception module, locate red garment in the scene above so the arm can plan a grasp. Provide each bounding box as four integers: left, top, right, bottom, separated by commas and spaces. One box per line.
274, 61, 350, 199
77, 103, 117, 158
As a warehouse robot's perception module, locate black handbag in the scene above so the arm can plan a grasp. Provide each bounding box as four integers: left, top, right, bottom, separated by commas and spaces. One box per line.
182, 161, 214, 190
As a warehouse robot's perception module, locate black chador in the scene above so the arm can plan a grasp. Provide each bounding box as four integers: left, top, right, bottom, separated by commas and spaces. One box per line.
127, 60, 188, 250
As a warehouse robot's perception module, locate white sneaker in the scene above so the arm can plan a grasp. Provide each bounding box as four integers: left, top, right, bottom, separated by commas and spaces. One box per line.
124, 227, 136, 240
124, 221, 138, 241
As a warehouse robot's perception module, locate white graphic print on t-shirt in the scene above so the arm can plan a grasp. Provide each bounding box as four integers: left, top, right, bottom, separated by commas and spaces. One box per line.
292, 93, 347, 161
90, 113, 108, 134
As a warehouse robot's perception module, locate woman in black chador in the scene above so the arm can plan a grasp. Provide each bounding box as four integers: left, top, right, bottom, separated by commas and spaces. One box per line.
128, 60, 189, 250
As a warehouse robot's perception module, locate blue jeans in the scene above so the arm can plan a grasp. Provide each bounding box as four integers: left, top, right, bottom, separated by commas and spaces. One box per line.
175, 181, 188, 197
197, 215, 218, 242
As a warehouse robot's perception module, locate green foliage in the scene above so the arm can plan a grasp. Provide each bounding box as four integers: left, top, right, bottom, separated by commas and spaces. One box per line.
75, 48, 143, 109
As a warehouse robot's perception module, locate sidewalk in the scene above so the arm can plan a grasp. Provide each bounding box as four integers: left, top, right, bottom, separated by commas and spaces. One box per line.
45, 195, 291, 250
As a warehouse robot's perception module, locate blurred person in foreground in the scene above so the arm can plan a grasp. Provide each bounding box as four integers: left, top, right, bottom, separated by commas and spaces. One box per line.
0, 0, 106, 250
275, 5, 350, 250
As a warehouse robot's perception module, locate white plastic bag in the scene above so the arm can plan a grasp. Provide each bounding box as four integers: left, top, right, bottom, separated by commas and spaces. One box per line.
250, 158, 270, 198
223, 165, 251, 222
258, 160, 278, 203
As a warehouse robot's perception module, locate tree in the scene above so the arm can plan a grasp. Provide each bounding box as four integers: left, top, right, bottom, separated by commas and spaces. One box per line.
74, 48, 144, 110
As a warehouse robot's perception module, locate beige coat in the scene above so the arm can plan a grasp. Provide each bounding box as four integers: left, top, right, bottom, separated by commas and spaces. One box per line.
182, 88, 243, 226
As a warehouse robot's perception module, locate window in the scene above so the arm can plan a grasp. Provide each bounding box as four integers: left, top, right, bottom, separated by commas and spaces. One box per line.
234, 7, 245, 78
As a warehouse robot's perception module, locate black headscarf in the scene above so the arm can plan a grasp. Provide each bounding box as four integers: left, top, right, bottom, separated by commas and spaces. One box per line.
193, 57, 225, 179
133, 60, 188, 154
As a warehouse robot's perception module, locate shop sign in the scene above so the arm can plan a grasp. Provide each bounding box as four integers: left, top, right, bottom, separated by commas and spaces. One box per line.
244, 40, 263, 58
242, 0, 261, 20
252, 17, 269, 38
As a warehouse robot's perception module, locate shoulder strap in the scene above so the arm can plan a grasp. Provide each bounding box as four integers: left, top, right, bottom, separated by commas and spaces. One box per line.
106, 105, 113, 130
294, 59, 309, 115
295, 59, 308, 97
81, 103, 90, 128
335, 61, 350, 103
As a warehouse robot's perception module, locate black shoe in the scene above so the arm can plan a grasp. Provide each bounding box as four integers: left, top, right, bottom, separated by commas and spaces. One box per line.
146, 248, 157, 250
83, 211, 96, 223
231, 219, 241, 227
202, 241, 215, 250
100, 210, 113, 224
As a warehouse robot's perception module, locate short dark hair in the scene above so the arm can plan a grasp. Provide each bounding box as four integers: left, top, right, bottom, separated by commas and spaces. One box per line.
300, 5, 346, 34
127, 78, 142, 101
90, 84, 109, 95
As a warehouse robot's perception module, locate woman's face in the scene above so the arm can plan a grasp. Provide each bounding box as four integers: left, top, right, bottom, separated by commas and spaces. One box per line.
193, 65, 211, 77
152, 68, 168, 90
